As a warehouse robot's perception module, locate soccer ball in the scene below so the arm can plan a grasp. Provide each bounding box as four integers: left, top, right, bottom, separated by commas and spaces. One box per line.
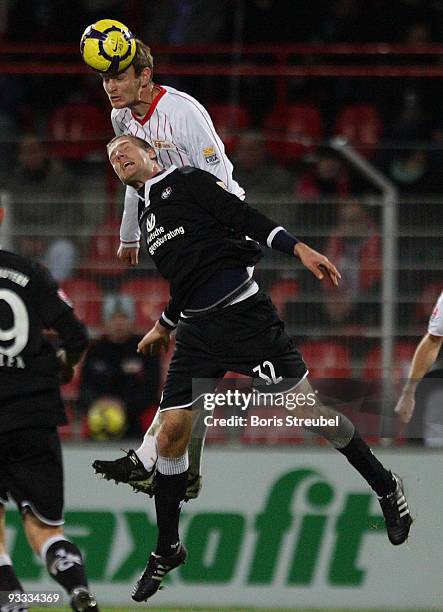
87, 398, 127, 440
80, 19, 136, 74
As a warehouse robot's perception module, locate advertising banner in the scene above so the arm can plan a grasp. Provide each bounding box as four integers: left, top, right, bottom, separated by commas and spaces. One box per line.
7, 447, 442, 609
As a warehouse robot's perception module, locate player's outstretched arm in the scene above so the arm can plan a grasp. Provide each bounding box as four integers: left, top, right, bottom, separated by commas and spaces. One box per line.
394, 332, 443, 423
138, 320, 171, 356
294, 242, 341, 287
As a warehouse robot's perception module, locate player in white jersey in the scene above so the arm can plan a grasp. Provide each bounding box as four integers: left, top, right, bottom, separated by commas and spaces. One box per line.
100, 39, 245, 499
395, 289, 443, 423
102, 40, 244, 265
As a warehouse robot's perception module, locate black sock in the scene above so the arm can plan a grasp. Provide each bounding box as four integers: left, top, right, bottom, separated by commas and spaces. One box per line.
154, 470, 188, 557
45, 539, 88, 595
338, 430, 396, 497
0, 562, 26, 611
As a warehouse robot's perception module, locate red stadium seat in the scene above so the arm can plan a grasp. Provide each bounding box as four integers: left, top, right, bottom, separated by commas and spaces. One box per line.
363, 341, 415, 382
359, 341, 416, 444
120, 277, 170, 332
60, 362, 83, 401
268, 278, 299, 318
207, 103, 252, 155
48, 102, 110, 160
298, 340, 352, 379
60, 277, 103, 331
334, 104, 382, 158
264, 104, 323, 163
139, 405, 160, 432
159, 341, 176, 385
86, 215, 123, 277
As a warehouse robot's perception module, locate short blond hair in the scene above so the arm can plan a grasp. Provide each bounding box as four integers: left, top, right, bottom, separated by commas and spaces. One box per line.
107, 134, 154, 153
102, 39, 154, 78
132, 39, 154, 77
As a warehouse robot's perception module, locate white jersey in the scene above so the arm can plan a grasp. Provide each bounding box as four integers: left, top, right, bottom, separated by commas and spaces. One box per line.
428, 290, 443, 336
111, 85, 245, 246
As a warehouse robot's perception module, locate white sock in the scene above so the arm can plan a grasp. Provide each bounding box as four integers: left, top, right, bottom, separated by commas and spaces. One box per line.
0, 554, 12, 566
135, 432, 158, 471
157, 452, 189, 475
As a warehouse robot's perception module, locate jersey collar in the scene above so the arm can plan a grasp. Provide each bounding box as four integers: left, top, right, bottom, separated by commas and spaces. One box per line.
131, 85, 167, 125
143, 164, 177, 204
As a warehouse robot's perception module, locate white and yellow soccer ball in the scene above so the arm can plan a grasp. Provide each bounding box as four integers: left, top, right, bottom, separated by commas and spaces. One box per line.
80, 19, 136, 74
87, 398, 127, 440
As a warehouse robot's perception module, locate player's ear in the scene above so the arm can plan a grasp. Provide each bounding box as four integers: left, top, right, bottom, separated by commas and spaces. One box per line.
140, 67, 151, 87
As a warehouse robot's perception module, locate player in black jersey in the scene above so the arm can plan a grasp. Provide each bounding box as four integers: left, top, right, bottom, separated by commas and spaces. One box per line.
95, 135, 412, 602
0, 207, 99, 611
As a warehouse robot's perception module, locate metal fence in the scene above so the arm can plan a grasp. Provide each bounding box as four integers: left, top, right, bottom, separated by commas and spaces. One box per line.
0, 141, 442, 445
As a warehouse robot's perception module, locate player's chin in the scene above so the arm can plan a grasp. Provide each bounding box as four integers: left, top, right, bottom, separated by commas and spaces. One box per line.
123, 166, 137, 181
109, 98, 127, 109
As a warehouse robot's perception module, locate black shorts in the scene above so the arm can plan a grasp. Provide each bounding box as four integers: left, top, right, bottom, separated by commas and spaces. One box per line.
0, 427, 64, 526
160, 291, 307, 411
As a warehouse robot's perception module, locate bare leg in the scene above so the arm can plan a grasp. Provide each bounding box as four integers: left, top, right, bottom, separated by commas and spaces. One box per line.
286, 378, 355, 448
289, 379, 395, 496
0, 504, 26, 606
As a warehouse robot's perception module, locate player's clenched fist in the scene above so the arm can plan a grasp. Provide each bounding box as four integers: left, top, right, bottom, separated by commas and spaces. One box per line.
117, 244, 139, 266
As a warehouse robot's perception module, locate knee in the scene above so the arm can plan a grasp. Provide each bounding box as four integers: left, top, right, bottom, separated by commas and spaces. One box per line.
157, 422, 184, 450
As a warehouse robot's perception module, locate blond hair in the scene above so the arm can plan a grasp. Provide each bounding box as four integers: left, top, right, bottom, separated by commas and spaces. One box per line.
103, 39, 154, 78
107, 134, 154, 152
131, 39, 154, 77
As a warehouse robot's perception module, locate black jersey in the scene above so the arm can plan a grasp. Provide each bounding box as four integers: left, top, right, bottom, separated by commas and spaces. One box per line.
0, 250, 88, 432
138, 166, 297, 326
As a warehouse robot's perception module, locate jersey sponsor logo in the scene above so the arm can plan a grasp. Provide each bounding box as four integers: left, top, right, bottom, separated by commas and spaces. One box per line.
0, 267, 29, 286
0, 353, 25, 369
121, 358, 143, 375
203, 146, 220, 165
153, 139, 175, 150
161, 186, 172, 199
148, 226, 185, 256
147, 225, 165, 244
146, 213, 156, 232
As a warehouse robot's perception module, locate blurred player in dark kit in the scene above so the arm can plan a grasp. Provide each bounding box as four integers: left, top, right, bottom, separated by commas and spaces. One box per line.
0, 206, 99, 611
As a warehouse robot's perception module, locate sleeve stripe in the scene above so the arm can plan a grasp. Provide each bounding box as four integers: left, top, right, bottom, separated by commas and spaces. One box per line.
266, 226, 285, 248
161, 312, 177, 328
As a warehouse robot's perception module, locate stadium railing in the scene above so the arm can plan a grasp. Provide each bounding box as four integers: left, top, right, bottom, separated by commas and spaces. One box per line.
1, 137, 441, 446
